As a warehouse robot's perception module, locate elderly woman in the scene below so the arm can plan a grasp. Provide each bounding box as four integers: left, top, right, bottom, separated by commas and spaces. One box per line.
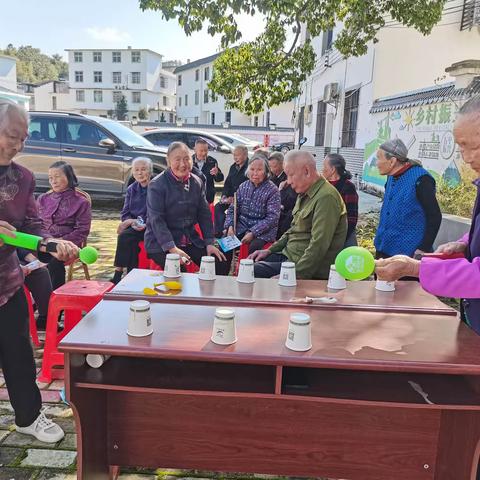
37, 161, 91, 289
224, 153, 281, 254
111, 157, 151, 284
322, 153, 359, 247
144, 141, 227, 273
374, 138, 441, 260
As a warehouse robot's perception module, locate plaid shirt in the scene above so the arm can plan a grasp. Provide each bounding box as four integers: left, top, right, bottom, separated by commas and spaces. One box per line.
330, 178, 358, 239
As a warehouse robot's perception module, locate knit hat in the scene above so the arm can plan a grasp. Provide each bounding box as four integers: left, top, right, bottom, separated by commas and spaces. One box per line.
380, 138, 409, 161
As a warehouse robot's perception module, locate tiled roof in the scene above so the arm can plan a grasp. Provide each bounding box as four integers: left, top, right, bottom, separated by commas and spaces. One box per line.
370, 79, 480, 113
174, 52, 222, 74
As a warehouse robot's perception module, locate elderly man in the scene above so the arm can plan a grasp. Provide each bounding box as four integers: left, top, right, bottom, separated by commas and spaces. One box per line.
192, 138, 224, 204
0, 99, 78, 443
268, 151, 298, 238
250, 150, 347, 279
214, 145, 249, 236
376, 96, 480, 335
374, 138, 442, 260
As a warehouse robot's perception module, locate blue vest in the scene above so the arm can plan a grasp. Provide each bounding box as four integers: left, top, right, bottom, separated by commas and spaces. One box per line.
375, 165, 431, 257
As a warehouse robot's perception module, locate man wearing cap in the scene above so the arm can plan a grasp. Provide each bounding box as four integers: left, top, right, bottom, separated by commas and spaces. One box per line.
374, 138, 441, 260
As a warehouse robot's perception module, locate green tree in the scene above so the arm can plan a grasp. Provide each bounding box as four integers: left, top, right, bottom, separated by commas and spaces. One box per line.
139, 0, 446, 114
115, 95, 129, 120
138, 107, 148, 120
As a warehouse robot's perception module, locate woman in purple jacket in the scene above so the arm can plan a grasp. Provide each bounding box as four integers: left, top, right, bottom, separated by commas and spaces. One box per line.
37, 161, 91, 289
111, 157, 151, 284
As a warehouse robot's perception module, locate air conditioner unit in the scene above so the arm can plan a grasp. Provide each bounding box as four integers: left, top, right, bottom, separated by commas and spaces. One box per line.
323, 83, 339, 102
305, 104, 313, 125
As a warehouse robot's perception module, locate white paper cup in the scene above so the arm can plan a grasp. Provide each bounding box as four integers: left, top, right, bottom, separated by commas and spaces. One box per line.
86, 354, 111, 369
327, 265, 347, 290
376, 279, 396, 292
199, 256, 216, 280
211, 308, 237, 345
278, 261, 297, 287
285, 313, 312, 352
237, 258, 255, 283
164, 253, 181, 278
127, 300, 153, 337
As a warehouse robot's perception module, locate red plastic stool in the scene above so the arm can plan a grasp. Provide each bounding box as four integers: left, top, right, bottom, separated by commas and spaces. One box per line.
24, 286, 40, 347
138, 241, 149, 269
38, 280, 113, 383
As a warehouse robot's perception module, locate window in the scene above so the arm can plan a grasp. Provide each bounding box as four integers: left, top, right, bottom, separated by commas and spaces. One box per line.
113, 91, 123, 103
76, 90, 85, 102
225, 111, 231, 123
211, 112, 215, 125
178, 75, 182, 86
179, 97, 182, 107
315, 101, 327, 146
254, 116, 259, 127
160, 76, 167, 88
132, 92, 141, 103
65, 120, 108, 147
52, 96, 57, 110
321, 29, 334, 56
145, 131, 185, 147
169, 113, 174, 123
131, 51, 141, 63
112, 51, 121, 63
204, 66, 210, 80
266, 111, 271, 127
204, 90, 209, 104
341, 89, 359, 147
112, 72, 122, 84
195, 90, 199, 105
131, 72, 141, 84
185, 134, 216, 150
195, 69, 200, 81
298, 106, 305, 140
28, 117, 60, 142
211, 91, 217, 102
94, 71, 102, 83
194, 116, 199, 124
74, 52, 83, 62
75, 71, 83, 83
93, 51, 102, 62
163, 96, 168, 107
94, 90, 103, 103
184, 94, 188, 106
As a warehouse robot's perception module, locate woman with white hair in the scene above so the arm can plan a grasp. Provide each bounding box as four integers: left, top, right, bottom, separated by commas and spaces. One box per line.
111, 157, 152, 284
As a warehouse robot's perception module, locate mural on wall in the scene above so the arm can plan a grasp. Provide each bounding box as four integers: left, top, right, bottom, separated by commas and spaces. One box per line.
363, 101, 462, 188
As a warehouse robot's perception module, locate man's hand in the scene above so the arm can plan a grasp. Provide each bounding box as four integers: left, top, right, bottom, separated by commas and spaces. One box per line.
206, 244, 226, 262
210, 165, 219, 176
249, 249, 270, 262
375, 255, 420, 282
117, 219, 135, 234
0, 221, 16, 247
435, 241, 467, 255
241, 232, 254, 244
169, 246, 191, 264
47, 239, 79, 262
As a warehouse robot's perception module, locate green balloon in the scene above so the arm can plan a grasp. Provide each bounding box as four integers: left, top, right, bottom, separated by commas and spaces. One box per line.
79, 246, 98, 265
335, 246, 375, 281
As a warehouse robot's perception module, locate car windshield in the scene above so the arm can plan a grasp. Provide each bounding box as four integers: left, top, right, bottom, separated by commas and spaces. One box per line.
216, 133, 255, 146
96, 119, 154, 148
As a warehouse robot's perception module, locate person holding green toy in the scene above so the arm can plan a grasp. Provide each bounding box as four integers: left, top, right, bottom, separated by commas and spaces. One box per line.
0, 99, 79, 444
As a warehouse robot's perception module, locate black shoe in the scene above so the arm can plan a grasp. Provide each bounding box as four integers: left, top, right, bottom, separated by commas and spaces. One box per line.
111, 270, 123, 285
36, 315, 47, 331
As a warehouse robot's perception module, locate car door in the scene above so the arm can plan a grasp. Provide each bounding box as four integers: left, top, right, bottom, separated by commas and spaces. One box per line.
61, 118, 126, 194
15, 115, 62, 190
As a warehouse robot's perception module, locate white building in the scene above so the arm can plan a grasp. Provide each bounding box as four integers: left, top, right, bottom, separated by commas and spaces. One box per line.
19, 80, 71, 111
0, 54, 29, 107
296, 0, 480, 178
174, 53, 294, 129
66, 47, 176, 121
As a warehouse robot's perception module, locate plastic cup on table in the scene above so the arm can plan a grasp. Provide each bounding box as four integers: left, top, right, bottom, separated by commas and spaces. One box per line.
334, 246, 375, 281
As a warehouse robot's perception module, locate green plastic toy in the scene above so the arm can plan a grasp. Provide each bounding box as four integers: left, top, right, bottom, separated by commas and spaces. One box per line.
335, 246, 375, 281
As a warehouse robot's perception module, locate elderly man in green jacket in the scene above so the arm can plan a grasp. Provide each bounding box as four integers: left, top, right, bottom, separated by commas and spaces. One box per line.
250, 150, 347, 279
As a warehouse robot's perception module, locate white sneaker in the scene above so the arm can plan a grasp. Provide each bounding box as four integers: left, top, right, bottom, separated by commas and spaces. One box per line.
16, 411, 65, 443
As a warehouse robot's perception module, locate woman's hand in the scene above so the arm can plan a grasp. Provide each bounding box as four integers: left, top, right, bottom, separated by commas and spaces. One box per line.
169, 246, 191, 264
375, 255, 420, 281
0, 221, 16, 246
46, 239, 79, 262
434, 241, 467, 255
206, 244, 226, 262
226, 226, 235, 237
117, 219, 135, 234
241, 232, 254, 244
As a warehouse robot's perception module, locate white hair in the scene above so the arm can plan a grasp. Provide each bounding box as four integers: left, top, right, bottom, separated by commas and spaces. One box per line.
0, 99, 28, 134
132, 156, 153, 172
284, 150, 316, 169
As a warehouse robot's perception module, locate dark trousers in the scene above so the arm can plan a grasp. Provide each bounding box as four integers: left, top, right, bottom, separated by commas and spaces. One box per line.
23, 266, 53, 324
253, 252, 289, 278
149, 244, 230, 276
114, 227, 145, 272
46, 257, 66, 291
214, 202, 229, 237
0, 288, 42, 427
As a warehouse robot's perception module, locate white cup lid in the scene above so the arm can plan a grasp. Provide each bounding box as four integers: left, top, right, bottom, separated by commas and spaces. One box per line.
130, 300, 151, 311
281, 262, 295, 269
215, 308, 235, 319
290, 312, 311, 324
240, 259, 253, 265
166, 253, 180, 260
330, 265, 336, 271
201, 256, 215, 262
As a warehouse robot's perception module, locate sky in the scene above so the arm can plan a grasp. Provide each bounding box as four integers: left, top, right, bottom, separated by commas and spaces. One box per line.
0, 0, 265, 63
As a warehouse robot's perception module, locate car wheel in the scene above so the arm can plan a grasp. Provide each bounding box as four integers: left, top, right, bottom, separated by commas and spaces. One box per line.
281, 145, 291, 154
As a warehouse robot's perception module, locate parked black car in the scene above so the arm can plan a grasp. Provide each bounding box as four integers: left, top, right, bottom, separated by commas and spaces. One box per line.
270, 141, 295, 154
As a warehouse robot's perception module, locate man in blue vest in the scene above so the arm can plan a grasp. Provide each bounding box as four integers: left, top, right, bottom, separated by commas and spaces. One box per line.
374, 138, 442, 261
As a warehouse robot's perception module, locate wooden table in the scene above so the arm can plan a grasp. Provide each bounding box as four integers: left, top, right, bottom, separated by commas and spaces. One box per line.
60, 299, 480, 480
106, 269, 456, 316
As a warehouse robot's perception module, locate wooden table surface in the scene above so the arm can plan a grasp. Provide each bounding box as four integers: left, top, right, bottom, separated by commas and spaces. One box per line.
106, 269, 456, 316
59, 299, 480, 375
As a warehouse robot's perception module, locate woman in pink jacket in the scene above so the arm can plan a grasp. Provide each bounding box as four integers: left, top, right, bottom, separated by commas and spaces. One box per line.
376, 96, 480, 334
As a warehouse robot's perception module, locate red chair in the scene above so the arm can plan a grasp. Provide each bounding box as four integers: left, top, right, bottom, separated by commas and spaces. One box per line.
24, 286, 40, 347
38, 280, 113, 383
138, 241, 149, 269
235, 242, 273, 276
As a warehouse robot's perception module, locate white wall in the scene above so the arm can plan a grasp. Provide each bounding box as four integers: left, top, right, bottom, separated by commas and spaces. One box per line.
0, 56, 17, 91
